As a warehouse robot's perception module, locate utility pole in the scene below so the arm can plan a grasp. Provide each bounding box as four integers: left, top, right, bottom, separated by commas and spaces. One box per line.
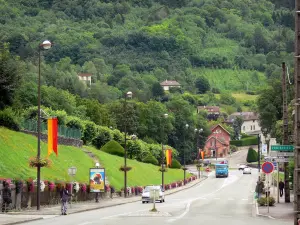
282, 62, 290, 203
257, 134, 260, 173
294, 2, 300, 224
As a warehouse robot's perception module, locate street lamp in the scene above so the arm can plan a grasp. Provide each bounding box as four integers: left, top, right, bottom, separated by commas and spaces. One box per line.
195, 128, 203, 179
67, 166, 77, 208
95, 162, 100, 202
37, 40, 52, 210
123, 91, 132, 198
161, 113, 168, 189
183, 124, 189, 185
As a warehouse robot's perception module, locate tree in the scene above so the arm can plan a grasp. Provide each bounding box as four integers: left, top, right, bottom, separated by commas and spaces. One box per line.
220, 93, 236, 105
232, 116, 243, 140
195, 76, 210, 94
151, 82, 164, 99
246, 147, 258, 163
0, 43, 22, 109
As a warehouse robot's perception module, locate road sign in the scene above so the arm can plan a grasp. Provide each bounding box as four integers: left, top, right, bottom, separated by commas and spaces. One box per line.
262, 144, 268, 156
271, 145, 294, 151
262, 162, 274, 174
270, 152, 294, 157
274, 158, 290, 163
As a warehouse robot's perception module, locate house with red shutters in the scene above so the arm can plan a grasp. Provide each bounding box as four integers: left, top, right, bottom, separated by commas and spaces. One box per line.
203, 124, 231, 158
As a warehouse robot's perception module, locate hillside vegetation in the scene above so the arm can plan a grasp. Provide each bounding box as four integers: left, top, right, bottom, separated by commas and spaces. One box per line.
0, 127, 189, 189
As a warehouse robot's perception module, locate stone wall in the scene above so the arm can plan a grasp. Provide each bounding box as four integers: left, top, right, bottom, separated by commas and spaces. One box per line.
21, 130, 83, 148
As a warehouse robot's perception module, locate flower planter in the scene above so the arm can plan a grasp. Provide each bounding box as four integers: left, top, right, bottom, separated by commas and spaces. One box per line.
119, 166, 132, 172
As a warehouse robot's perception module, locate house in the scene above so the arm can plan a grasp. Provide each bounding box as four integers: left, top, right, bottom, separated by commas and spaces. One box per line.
197, 106, 220, 121
160, 80, 181, 91
78, 73, 92, 86
203, 124, 230, 158
227, 112, 261, 136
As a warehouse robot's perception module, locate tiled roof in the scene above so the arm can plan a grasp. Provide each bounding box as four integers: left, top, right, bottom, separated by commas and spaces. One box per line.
205, 136, 228, 145
210, 124, 230, 135
78, 73, 92, 77
197, 106, 220, 112
160, 80, 181, 86
227, 112, 259, 122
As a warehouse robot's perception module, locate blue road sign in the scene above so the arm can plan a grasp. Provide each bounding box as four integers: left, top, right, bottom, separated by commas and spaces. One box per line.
262, 162, 274, 174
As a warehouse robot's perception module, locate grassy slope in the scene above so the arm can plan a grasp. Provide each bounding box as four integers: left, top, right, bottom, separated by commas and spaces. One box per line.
0, 127, 94, 182
0, 127, 190, 189
192, 68, 266, 92
85, 146, 191, 190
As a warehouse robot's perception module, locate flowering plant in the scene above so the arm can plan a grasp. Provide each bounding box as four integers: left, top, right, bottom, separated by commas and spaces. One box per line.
27, 179, 34, 192
29, 156, 52, 168
48, 182, 55, 191
81, 183, 87, 193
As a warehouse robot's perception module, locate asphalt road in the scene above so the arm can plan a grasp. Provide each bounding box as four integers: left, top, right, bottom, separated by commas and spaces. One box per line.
20, 169, 290, 225
227, 149, 248, 169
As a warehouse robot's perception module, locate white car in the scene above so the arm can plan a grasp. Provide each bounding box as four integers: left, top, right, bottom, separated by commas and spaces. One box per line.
238, 164, 246, 170
142, 185, 165, 203
243, 167, 251, 174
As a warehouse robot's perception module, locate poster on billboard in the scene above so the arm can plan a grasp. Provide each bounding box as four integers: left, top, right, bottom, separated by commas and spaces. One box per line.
262, 144, 268, 156
89, 168, 105, 192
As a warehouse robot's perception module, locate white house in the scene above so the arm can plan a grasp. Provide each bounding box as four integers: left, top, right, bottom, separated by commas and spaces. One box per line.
78, 73, 92, 86
160, 80, 181, 91
227, 112, 262, 135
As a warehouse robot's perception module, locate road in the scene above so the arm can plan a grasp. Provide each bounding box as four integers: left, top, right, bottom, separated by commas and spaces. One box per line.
20, 169, 290, 225
227, 149, 248, 169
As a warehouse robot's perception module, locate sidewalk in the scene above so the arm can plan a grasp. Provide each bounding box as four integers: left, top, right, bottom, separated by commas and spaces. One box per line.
256, 185, 294, 221
0, 176, 208, 225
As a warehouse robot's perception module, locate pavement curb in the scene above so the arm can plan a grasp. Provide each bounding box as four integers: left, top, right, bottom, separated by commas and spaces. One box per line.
254, 199, 276, 219
3, 217, 44, 225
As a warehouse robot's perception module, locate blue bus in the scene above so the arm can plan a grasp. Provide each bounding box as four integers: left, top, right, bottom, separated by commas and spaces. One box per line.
215, 163, 229, 178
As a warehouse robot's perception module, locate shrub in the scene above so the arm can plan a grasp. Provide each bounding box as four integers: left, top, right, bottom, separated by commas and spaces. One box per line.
230, 136, 258, 146
66, 116, 84, 133
257, 197, 275, 206
170, 159, 181, 169
0, 108, 20, 131
100, 140, 125, 157
112, 129, 123, 143
92, 126, 113, 149
82, 121, 97, 144
246, 147, 258, 163
142, 153, 159, 165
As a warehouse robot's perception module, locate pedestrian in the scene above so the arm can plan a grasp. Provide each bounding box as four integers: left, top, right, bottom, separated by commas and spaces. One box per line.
279, 180, 285, 197
1, 181, 12, 213
60, 185, 71, 215
255, 176, 265, 199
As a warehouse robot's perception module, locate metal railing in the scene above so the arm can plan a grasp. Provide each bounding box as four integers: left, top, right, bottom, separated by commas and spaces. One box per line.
21, 120, 81, 140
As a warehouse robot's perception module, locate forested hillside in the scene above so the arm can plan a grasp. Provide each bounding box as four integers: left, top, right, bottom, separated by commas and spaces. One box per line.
0, 0, 295, 163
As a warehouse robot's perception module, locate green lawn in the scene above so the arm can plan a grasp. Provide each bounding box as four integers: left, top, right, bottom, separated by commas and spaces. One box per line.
0, 127, 191, 190
0, 127, 94, 182
85, 146, 191, 190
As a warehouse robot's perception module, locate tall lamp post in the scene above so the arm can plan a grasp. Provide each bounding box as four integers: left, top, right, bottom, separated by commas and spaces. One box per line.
123, 91, 132, 198
37, 40, 52, 210
195, 128, 203, 179
161, 113, 168, 189
183, 124, 189, 185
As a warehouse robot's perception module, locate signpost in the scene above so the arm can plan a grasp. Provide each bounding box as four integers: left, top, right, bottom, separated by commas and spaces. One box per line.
262, 162, 274, 213
270, 152, 294, 157
68, 166, 77, 208
271, 145, 294, 151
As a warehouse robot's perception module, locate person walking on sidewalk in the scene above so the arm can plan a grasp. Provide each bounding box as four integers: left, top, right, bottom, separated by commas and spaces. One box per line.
1, 182, 12, 213
255, 176, 264, 199
279, 180, 285, 197
60, 185, 71, 215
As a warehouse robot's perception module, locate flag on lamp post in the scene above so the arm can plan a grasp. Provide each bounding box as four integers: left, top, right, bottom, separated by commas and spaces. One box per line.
165, 149, 172, 167
48, 118, 58, 156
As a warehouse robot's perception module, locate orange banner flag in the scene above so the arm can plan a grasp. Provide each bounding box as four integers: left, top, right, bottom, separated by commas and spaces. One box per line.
201, 151, 204, 160
165, 149, 172, 167
48, 118, 58, 156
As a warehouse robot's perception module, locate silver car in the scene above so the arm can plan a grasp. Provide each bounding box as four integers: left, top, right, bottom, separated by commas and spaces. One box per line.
243, 167, 251, 174
141, 185, 165, 203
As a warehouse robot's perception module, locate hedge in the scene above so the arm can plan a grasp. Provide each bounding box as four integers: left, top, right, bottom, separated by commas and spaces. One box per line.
100, 140, 125, 157
230, 136, 258, 146
170, 159, 181, 169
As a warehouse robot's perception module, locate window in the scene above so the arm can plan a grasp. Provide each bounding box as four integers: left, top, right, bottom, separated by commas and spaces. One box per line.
243, 126, 245, 131
253, 125, 255, 130
250, 125, 252, 130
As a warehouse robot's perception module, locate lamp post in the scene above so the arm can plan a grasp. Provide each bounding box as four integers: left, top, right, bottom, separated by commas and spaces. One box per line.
37, 40, 52, 210
161, 113, 168, 189
123, 91, 132, 198
183, 124, 189, 185
195, 128, 203, 179
257, 134, 261, 173
95, 162, 100, 203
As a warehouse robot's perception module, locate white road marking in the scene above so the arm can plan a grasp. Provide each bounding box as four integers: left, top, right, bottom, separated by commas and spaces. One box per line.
167, 175, 241, 223
242, 198, 248, 201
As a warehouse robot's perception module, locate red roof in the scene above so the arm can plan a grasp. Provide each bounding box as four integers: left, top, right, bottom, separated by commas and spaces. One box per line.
197, 106, 220, 113
160, 80, 181, 86
205, 136, 228, 145
78, 73, 92, 77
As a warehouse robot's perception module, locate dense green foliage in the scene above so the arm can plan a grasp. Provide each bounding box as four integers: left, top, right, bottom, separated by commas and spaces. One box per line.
100, 140, 125, 157
0, 0, 295, 165
230, 136, 258, 147
246, 147, 258, 163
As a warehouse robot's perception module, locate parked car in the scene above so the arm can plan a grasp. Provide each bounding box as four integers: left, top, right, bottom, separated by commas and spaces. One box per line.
243, 167, 251, 174
238, 164, 247, 171
142, 185, 165, 203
